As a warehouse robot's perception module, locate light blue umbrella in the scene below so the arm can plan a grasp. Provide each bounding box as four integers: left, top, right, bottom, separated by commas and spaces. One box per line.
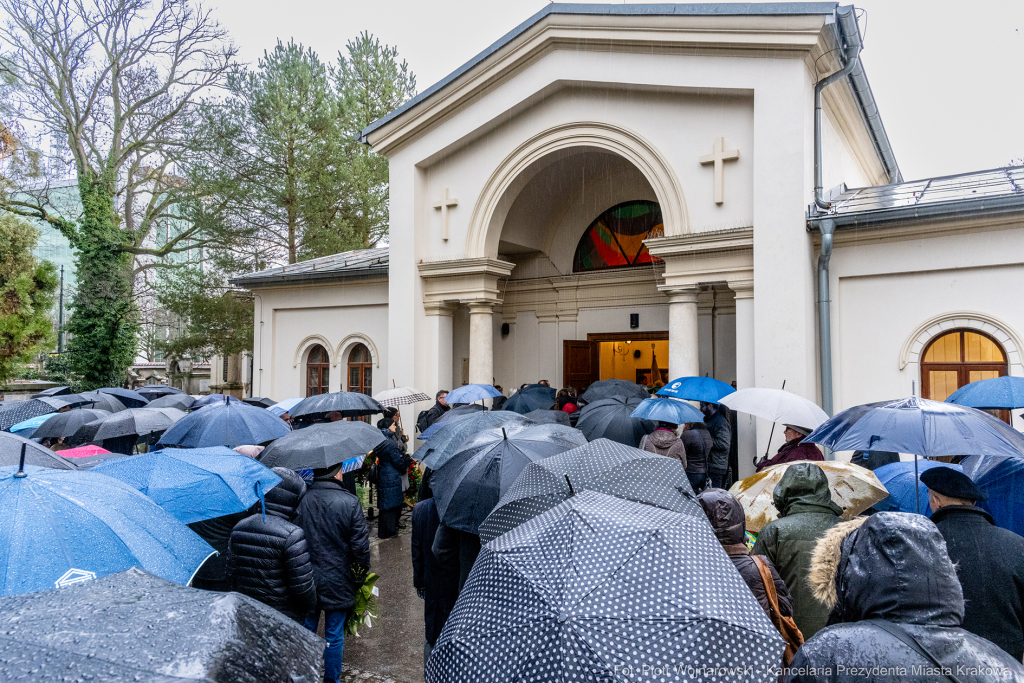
0, 465, 214, 596
444, 383, 502, 404
630, 397, 704, 424
267, 397, 303, 417
9, 414, 54, 437
158, 402, 291, 448
946, 376, 1024, 410
91, 447, 282, 524
656, 376, 735, 403
872, 460, 963, 516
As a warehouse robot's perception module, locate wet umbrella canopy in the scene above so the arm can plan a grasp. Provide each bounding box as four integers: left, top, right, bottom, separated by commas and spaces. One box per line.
656, 375, 735, 403
242, 396, 277, 408
479, 438, 702, 542
137, 384, 185, 401
92, 407, 185, 441
427, 490, 784, 682
0, 567, 324, 683
259, 420, 387, 470
431, 424, 587, 534
418, 411, 533, 470
92, 447, 282, 524
0, 399, 60, 431
145, 393, 196, 411
630, 397, 705, 424
522, 409, 571, 426
192, 393, 244, 408
0, 466, 214, 595
579, 378, 650, 405
289, 391, 384, 422
267, 397, 303, 417
945, 375, 1024, 410
158, 402, 291, 448
963, 454, 1024, 537
77, 390, 128, 413
444, 383, 503, 404
502, 384, 557, 414
576, 395, 655, 447
872, 459, 964, 516
0, 433, 77, 470
96, 387, 150, 408
31, 385, 71, 397
33, 409, 112, 441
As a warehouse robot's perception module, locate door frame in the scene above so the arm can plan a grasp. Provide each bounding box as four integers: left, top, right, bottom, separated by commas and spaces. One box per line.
586, 331, 669, 343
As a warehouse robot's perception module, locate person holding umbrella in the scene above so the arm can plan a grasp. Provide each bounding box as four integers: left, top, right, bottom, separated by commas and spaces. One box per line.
375, 423, 412, 539
755, 424, 823, 472
922, 467, 1024, 661
682, 421, 712, 492
417, 390, 450, 434
639, 421, 687, 468
700, 401, 731, 488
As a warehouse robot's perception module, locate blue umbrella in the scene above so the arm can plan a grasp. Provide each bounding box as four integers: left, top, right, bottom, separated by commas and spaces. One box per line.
501, 384, 556, 414
872, 460, 963, 516
267, 397, 302, 417
191, 393, 243, 409
630, 397, 704, 424
946, 376, 1024, 410
97, 387, 150, 408
962, 454, 1024, 537
158, 402, 291, 448
8, 414, 54, 437
656, 376, 735, 403
0, 464, 214, 596
444, 383, 502, 404
91, 447, 282, 524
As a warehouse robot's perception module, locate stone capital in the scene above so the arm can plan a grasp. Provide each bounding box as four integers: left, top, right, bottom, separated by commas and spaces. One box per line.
467, 301, 497, 315
659, 284, 702, 305
728, 278, 754, 300
423, 302, 456, 317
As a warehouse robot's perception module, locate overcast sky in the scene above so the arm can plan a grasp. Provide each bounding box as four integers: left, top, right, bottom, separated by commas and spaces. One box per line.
210, 0, 1024, 182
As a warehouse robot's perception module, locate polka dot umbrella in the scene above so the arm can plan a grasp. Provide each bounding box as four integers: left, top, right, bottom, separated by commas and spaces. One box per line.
427, 490, 785, 682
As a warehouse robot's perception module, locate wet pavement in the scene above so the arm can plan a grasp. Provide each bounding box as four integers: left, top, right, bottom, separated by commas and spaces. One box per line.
341, 506, 423, 683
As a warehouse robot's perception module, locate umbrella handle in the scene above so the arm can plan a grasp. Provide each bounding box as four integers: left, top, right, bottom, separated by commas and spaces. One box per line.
564, 474, 575, 496
256, 481, 267, 523
14, 443, 26, 478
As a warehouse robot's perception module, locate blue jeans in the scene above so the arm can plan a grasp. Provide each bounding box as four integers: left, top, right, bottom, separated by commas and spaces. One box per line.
304, 608, 346, 682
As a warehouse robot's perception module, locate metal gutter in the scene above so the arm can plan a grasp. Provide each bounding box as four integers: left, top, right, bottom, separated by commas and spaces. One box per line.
230, 267, 389, 289
807, 193, 1024, 231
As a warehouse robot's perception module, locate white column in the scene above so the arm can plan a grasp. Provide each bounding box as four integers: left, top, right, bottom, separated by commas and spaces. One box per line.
665, 286, 701, 381
731, 279, 756, 480
537, 314, 560, 386
468, 301, 496, 385
422, 303, 455, 394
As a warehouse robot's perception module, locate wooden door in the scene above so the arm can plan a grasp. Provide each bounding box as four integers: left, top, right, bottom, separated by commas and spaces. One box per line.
563, 340, 599, 392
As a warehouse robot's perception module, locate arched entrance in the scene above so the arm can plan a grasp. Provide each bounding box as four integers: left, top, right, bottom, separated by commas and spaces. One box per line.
921, 328, 1008, 420
305, 344, 330, 397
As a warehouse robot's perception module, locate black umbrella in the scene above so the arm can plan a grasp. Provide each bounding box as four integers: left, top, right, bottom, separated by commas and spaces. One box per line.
31, 386, 71, 397
502, 384, 557, 414
418, 411, 534, 470
192, 393, 243, 409
97, 387, 149, 408
92, 408, 184, 441
0, 432, 76, 470
259, 420, 386, 470
137, 384, 185, 401
431, 424, 587, 534
521, 409, 571, 426
77, 391, 128, 413
0, 567, 324, 683
576, 395, 655, 447
0, 400, 59, 431
32, 409, 111, 442
243, 397, 277, 408
145, 393, 196, 411
426, 490, 785, 682
39, 394, 95, 410
290, 391, 383, 423
479, 438, 701, 542
579, 378, 650, 405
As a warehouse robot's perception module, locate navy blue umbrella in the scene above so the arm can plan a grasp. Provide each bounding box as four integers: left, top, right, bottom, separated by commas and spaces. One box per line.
872, 460, 963, 516
576, 396, 655, 448
630, 397, 704, 424
946, 376, 1024, 410
579, 378, 649, 405
444, 383, 502, 404
158, 402, 291, 448
501, 385, 557, 414
192, 393, 243, 409
137, 384, 185, 401
77, 391, 128, 413
289, 391, 383, 422
97, 388, 150, 408
419, 412, 533, 470
92, 447, 282, 524
31, 386, 71, 397
656, 375, 736, 403
962, 454, 1024, 537
0, 464, 214, 596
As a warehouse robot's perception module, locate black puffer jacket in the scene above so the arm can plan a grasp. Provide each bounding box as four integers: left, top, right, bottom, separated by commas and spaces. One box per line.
704, 408, 731, 474
682, 425, 711, 476
294, 478, 371, 611
698, 488, 793, 619
188, 510, 251, 591
785, 512, 1024, 683
228, 468, 317, 621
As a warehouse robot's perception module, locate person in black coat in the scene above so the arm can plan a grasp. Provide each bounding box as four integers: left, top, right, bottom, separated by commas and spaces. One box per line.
698, 489, 793, 619
432, 524, 481, 593
923, 467, 1024, 661
188, 509, 251, 591
416, 390, 449, 434
376, 426, 412, 539
786, 512, 1024, 683
700, 402, 732, 489
411, 471, 459, 671
227, 468, 317, 621
294, 463, 371, 682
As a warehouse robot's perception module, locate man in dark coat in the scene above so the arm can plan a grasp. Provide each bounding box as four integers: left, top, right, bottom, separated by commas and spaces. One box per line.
681, 421, 711, 492
698, 489, 793, 619
228, 468, 317, 621
416, 390, 449, 434
751, 463, 841, 640
432, 523, 481, 593
787, 512, 1024, 683
376, 425, 412, 539
295, 463, 371, 682
700, 402, 731, 489
923, 467, 1024, 661
411, 471, 459, 671
755, 425, 823, 472
490, 386, 506, 411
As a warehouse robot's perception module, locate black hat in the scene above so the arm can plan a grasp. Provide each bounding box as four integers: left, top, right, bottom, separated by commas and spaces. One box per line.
920, 467, 988, 502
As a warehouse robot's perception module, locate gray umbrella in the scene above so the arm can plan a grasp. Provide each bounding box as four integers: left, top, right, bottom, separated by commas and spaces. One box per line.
96, 387, 150, 409
290, 391, 383, 422
522, 409, 571, 426
431, 424, 587, 534
479, 438, 701, 542
576, 395, 655, 447
418, 411, 534, 470
0, 432, 76, 470
145, 394, 196, 411
579, 378, 650, 405
92, 408, 185, 441
427, 490, 785, 682
32, 409, 111, 442
77, 391, 128, 413
259, 421, 386, 470
31, 386, 71, 397
137, 384, 185, 401
0, 567, 324, 683
0, 400, 59, 431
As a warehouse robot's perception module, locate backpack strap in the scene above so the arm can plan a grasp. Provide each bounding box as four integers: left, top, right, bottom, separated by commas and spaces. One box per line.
867, 620, 964, 683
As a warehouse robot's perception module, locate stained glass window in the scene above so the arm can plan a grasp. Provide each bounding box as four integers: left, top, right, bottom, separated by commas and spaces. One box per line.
572, 200, 664, 272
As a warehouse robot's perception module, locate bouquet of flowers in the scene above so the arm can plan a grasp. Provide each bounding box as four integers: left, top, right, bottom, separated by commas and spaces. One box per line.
345, 565, 380, 637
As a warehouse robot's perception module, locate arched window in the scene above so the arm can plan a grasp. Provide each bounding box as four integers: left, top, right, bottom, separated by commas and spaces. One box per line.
921, 329, 1008, 415
572, 200, 664, 273
348, 343, 372, 396
306, 345, 330, 397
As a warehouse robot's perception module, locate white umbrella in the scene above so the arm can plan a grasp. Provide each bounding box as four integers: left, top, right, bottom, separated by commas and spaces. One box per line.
718, 388, 829, 431
374, 386, 431, 408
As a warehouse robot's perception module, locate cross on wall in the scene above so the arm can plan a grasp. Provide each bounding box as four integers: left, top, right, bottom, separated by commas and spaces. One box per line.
433, 188, 459, 241
699, 137, 740, 205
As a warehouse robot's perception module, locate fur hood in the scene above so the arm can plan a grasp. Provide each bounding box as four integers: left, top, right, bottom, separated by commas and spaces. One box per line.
809, 517, 867, 610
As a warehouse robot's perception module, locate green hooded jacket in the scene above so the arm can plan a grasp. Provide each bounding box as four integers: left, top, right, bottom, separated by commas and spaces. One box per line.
750, 462, 842, 639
